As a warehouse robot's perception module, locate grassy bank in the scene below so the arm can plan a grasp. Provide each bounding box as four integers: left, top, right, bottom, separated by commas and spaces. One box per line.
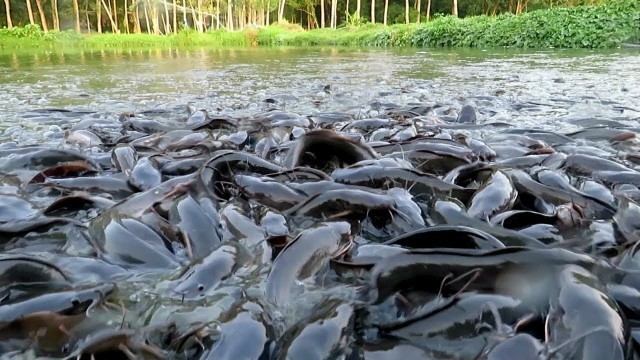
1, 0, 638, 50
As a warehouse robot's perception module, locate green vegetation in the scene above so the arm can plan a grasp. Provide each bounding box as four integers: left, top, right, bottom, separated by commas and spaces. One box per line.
0, 25, 257, 48
1, 0, 638, 50
259, 3, 640, 49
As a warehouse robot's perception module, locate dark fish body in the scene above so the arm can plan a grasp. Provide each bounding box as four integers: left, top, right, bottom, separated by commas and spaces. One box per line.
369, 247, 598, 304
467, 171, 517, 220
272, 300, 354, 360
201, 311, 271, 360
172, 243, 241, 299
548, 265, 630, 360
4, 62, 640, 360
265, 222, 351, 305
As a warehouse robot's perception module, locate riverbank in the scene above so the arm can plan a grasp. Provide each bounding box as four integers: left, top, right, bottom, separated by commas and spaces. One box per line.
1, 0, 638, 50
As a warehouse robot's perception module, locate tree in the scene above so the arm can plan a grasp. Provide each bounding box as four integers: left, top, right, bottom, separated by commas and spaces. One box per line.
96, 0, 101, 33
277, 0, 284, 21
51, 0, 60, 30
72, 0, 80, 31
124, 0, 130, 33
425, 0, 430, 20
383, 0, 388, 24
370, 0, 374, 22
215, 0, 220, 28
227, 0, 233, 30
100, 0, 117, 32
3, 0, 13, 28
452, 0, 458, 16
173, 0, 177, 32
34, 0, 48, 32
330, 0, 336, 27
25, 0, 35, 25
404, 0, 408, 23
112, 0, 119, 31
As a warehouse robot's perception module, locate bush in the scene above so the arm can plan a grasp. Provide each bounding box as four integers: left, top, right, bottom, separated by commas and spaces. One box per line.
409, 0, 639, 48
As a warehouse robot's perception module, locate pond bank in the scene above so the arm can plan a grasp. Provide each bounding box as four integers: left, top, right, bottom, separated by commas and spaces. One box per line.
1, 0, 639, 50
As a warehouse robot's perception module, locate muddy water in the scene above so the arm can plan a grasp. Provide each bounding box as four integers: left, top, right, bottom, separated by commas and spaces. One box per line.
1, 47, 639, 140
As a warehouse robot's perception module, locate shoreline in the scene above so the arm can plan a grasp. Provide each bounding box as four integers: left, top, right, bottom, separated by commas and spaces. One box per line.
1, 1, 639, 51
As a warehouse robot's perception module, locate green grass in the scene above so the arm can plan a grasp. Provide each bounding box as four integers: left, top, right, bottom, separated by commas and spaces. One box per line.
0, 26, 257, 49
1, 0, 638, 50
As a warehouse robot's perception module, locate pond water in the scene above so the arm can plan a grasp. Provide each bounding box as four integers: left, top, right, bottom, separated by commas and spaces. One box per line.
1, 47, 640, 359
1, 47, 639, 138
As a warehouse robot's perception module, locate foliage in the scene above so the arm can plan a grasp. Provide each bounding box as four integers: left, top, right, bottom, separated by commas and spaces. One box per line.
261, 0, 638, 48
345, 12, 366, 27
409, 0, 639, 48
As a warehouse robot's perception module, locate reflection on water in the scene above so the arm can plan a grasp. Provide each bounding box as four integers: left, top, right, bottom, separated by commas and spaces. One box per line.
0, 47, 639, 135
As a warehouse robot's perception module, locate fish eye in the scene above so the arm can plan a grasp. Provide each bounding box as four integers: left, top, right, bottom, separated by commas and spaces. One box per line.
198, 284, 205, 292
71, 298, 80, 306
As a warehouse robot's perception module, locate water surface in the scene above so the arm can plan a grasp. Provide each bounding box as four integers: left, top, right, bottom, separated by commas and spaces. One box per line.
1, 47, 639, 140
1, 46, 640, 358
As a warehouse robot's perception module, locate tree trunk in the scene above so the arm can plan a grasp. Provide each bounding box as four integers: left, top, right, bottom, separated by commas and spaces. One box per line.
320, 0, 324, 27
164, 1, 170, 33
112, 0, 118, 32
265, 4, 269, 25
86, 11, 91, 32
216, 0, 220, 28
190, 6, 198, 31
197, 0, 203, 31
4, 0, 13, 28
242, 3, 246, 29
96, 0, 102, 33
278, 0, 284, 22
356, 0, 360, 20
134, 3, 141, 33
416, 0, 420, 22
173, 0, 177, 32
163, 6, 169, 32
370, 0, 374, 23
383, 0, 387, 25
25, 0, 35, 25
152, 4, 160, 34
36, 0, 49, 34
452, 0, 457, 16
404, 0, 408, 23
100, 0, 117, 31
227, 0, 233, 30
124, 0, 130, 33
143, 3, 150, 33
182, 0, 187, 25
51, 0, 60, 30
330, 0, 336, 28
345, 0, 349, 23
425, 0, 430, 21
490, 1, 499, 15
151, 3, 160, 35
72, 0, 80, 33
